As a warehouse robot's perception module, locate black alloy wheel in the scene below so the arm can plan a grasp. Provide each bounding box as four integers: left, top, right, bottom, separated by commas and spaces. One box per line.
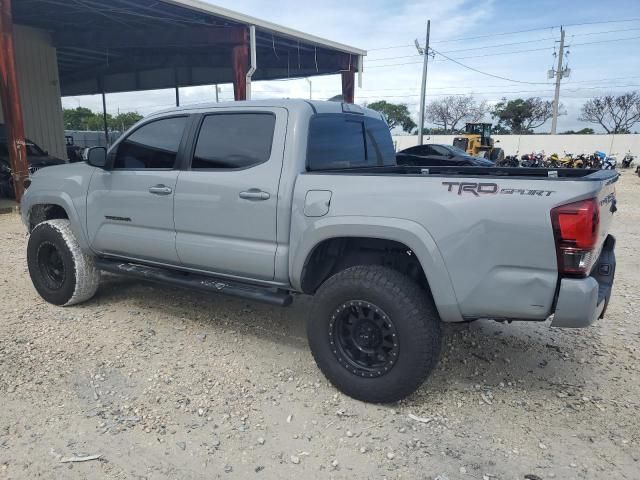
36, 241, 66, 290
329, 300, 399, 378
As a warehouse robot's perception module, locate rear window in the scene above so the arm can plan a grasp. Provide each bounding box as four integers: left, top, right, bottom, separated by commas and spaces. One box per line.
307, 114, 396, 171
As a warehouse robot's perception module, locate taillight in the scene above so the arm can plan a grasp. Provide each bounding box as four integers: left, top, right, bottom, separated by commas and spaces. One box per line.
551, 198, 600, 276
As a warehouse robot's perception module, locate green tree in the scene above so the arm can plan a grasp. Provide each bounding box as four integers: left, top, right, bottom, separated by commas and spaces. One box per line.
491, 124, 511, 134
561, 127, 595, 135
111, 112, 144, 132
63, 108, 143, 132
63, 107, 95, 130
491, 97, 559, 134
366, 101, 416, 133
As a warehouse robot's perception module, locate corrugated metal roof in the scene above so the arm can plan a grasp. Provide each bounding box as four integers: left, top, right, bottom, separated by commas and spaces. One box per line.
13, 0, 366, 96
163, 0, 366, 56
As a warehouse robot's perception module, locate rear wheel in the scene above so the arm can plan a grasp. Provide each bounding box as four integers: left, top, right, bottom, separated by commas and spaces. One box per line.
490, 148, 504, 162
307, 265, 442, 403
27, 219, 100, 306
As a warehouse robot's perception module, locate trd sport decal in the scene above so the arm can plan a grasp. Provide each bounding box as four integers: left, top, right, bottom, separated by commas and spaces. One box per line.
442, 182, 555, 197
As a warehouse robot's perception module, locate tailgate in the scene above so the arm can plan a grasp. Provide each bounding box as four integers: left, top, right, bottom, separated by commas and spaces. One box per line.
593, 174, 617, 262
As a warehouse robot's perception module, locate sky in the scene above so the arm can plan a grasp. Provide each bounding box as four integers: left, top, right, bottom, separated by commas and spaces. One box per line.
61, 0, 640, 133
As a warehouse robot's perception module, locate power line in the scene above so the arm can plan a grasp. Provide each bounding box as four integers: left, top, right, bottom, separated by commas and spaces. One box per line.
367, 40, 556, 63
367, 32, 640, 71
367, 46, 555, 68
349, 84, 640, 100
366, 18, 640, 52
571, 35, 640, 47
428, 17, 640, 44
423, 47, 553, 85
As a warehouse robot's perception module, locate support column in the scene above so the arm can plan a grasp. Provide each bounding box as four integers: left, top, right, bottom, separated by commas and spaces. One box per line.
99, 79, 109, 147
341, 70, 355, 104
174, 67, 180, 106
231, 29, 249, 101
0, 0, 28, 202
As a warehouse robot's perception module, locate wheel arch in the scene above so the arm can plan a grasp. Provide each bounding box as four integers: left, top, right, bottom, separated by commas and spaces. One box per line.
23, 191, 91, 251
291, 216, 463, 322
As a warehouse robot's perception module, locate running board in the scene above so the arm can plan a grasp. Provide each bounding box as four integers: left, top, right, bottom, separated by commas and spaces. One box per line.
95, 259, 293, 307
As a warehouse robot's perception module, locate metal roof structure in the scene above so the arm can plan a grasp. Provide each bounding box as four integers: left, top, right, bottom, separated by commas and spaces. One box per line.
13, 0, 366, 97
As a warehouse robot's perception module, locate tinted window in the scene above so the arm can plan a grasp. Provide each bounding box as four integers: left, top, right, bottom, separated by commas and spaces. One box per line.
114, 117, 187, 169
431, 145, 450, 156
307, 115, 396, 170
192, 113, 275, 169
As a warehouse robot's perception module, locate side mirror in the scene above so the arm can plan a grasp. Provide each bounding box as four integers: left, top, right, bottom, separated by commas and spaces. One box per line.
495, 140, 501, 143
86, 146, 108, 168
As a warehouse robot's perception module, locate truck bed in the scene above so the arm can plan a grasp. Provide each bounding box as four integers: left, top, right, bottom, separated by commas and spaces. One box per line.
293, 165, 617, 324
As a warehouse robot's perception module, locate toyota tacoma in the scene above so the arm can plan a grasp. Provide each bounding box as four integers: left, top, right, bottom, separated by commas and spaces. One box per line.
20, 100, 617, 403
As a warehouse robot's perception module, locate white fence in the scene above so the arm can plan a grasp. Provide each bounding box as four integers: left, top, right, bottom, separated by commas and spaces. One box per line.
392, 134, 640, 156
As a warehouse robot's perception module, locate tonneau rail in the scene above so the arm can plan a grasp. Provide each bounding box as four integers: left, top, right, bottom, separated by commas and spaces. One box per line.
306, 164, 620, 181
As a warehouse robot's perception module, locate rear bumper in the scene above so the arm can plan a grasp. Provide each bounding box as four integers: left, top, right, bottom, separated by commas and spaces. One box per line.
551, 235, 616, 328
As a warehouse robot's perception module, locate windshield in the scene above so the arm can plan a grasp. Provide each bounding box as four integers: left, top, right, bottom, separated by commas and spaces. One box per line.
25, 139, 46, 157
449, 145, 469, 155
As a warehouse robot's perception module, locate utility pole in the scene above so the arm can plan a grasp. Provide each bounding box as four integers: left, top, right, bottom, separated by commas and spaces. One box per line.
416, 20, 431, 145
550, 27, 569, 134
215, 84, 219, 103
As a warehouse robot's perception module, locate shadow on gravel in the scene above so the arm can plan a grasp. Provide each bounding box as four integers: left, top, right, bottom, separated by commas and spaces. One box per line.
89, 275, 587, 402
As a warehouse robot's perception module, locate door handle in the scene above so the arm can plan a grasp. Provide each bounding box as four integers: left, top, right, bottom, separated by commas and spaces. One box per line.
149, 185, 173, 196
239, 189, 270, 201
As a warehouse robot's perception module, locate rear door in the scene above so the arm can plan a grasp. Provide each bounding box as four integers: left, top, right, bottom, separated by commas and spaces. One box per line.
87, 116, 189, 264
173, 108, 287, 280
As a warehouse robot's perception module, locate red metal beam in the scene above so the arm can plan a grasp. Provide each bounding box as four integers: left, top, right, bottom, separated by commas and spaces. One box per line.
341, 70, 355, 104
0, 0, 28, 202
232, 29, 249, 101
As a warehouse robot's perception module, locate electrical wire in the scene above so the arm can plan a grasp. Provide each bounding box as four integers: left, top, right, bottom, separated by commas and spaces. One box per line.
428, 17, 640, 44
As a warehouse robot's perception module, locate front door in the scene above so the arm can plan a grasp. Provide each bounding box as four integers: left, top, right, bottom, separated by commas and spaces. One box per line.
86, 116, 189, 264
173, 108, 287, 281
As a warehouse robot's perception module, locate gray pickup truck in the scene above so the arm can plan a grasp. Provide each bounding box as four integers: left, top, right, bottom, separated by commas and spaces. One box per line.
20, 100, 617, 403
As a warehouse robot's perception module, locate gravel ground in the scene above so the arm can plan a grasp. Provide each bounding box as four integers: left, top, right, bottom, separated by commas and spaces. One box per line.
0, 172, 638, 480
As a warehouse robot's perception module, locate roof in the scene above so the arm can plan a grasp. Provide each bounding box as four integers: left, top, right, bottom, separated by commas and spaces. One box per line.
162, 0, 366, 56
145, 99, 381, 119
13, 1, 366, 96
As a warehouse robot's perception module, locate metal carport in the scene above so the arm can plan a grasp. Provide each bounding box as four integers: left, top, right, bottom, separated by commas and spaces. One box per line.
0, 0, 366, 200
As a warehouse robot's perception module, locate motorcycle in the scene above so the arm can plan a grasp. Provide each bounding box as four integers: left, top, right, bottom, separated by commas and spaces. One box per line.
601, 153, 618, 170
498, 152, 520, 167
520, 152, 542, 168
621, 151, 635, 169
575, 153, 589, 168
547, 151, 583, 169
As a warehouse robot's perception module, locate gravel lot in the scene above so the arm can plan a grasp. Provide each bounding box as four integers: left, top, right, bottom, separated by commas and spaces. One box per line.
1, 172, 638, 480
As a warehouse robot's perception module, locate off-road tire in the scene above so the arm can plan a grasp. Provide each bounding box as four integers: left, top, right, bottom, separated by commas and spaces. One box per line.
307, 265, 442, 403
27, 219, 100, 306
490, 148, 505, 162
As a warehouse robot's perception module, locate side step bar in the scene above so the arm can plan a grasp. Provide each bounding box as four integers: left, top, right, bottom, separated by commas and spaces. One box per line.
95, 259, 293, 307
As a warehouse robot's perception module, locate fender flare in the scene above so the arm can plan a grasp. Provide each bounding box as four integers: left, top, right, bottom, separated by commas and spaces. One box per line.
290, 216, 463, 323
23, 190, 91, 251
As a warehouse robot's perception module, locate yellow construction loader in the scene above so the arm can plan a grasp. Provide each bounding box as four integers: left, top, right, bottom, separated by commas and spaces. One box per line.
453, 123, 504, 163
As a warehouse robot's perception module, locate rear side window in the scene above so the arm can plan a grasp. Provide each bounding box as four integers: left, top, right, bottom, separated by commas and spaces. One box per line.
307, 114, 396, 171
192, 113, 275, 169
114, 116, 187, 169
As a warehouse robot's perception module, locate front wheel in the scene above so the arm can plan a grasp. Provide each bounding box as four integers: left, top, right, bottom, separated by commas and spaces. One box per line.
307, 266, 442, 403
27, 219, 100, 306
